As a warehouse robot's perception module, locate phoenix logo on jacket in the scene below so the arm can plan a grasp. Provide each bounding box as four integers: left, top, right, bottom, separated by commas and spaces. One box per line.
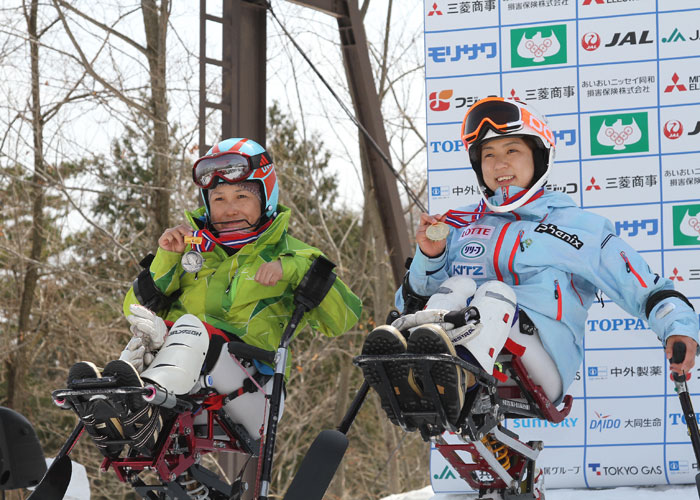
534, 223, 584, 249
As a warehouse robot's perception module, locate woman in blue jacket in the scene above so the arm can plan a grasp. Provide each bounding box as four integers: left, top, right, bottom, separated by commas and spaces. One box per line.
362, 97, 699, 427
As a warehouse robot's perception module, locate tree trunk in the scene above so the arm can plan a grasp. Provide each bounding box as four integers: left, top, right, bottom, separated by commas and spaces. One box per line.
142, 0, 171, 246
6, 0, 45, 413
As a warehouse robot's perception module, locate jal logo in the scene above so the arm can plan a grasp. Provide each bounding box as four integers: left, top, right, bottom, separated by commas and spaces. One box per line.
511, 24, 567, 68
664, 120, 683, 139
581, 32, 601, 51
460, 241, 485, 259
672, 203, 700, 246
605, 30, 653, 47
662, 28, 700, 43
589, 112, 649, 155
429, 90, 452, 111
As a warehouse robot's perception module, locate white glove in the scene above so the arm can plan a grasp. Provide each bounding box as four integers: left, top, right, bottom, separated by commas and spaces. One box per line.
119, 336, 147, 373
391, 309, 454, 332
126, 304, 167, 351
445, 322, 482, 349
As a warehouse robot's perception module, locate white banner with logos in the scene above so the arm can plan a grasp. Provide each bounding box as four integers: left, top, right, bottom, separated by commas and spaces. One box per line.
423, 0, 700, 492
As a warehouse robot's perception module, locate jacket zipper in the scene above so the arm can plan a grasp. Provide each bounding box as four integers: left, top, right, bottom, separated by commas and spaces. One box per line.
571, 276, 584, 306
620, 251, 647, 288
554, 280, 562, 321
493, 222, 512, 282
508, 230, 524, 285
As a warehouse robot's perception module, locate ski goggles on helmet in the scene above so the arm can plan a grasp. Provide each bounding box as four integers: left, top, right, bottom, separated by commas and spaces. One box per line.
461, 97, 555, 148
192, 150, 273, 189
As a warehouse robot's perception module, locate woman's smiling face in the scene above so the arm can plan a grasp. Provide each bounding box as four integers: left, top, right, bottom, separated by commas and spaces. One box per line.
480, 136, 535, 193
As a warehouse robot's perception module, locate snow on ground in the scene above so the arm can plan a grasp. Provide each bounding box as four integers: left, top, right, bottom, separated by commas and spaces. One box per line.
382, 484, 699, 500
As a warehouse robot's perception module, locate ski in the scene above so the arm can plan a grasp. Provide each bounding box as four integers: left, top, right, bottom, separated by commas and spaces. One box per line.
27, 422, 84, 500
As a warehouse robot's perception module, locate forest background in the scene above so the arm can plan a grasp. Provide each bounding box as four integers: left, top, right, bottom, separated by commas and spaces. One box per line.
0, 1, 432, 498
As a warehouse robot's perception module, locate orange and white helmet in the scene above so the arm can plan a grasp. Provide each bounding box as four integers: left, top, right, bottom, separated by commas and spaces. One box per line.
461, 97, 556, 212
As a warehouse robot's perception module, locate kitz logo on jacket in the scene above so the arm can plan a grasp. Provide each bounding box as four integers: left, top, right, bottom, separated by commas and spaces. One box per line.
534, 223, 583, 249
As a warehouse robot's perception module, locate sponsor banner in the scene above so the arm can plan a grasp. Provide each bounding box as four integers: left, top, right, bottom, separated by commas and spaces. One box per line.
581, 156, 660, 207
585, 349, 666, 398
424, 0, 499, 33
534, 447, 588, 489
545, 159, 580, 203
546, 114, 580, 162
663, 202, 700, 249
584, 299, 661, 349
429, 440, 476, 493
585, 397, 665, 445
500, 0, 576, 26
504, 399, 585, 445
578, 60, 658, 112
428, 168, 481, 214
666, 394, 700, 443
659, 61, 700, 106
427, 123, 471, 170
425, 28, 500, 78
585, 445, 665, 488
501, 67, 579, 115
666, 443, 700, 485
426, 74, 500, 124
502, 22, 575, 72
659, 103, 700, 153
587, 204, 661, 251
661, 153, 700, 201
580, 108, 658, 160
659, 11, 700, 59
578, 0, 656, 19
578, 16, 657, 65
661, 251, 700, 298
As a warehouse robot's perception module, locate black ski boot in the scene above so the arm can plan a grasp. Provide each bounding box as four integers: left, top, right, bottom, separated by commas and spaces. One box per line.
66, 361, 126, 459
407, 324, 470, 425
102, 360, 163, 455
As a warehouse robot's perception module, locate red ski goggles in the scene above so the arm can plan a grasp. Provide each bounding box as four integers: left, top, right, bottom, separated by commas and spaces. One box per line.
192, 150, 273, 189
461, 97, 554, 149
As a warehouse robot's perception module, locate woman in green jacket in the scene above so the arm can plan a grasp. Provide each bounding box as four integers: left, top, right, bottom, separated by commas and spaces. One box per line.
68, 137, 362, 458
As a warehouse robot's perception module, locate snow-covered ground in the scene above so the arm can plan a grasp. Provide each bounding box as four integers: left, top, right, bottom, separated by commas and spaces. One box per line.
382, 484, 699, 500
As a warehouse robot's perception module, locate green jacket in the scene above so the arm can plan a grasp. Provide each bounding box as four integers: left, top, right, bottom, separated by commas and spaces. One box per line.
124, 205, 362, 359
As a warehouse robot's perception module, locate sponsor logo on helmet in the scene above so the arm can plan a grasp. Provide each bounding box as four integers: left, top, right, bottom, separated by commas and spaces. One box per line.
589, 112, 649, 155
460, 241, 486, 258
511, 24, 567, 67
672, 203, 700, 245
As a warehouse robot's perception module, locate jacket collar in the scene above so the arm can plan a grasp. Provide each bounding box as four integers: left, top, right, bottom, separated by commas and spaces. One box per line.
487, 187, 577, 220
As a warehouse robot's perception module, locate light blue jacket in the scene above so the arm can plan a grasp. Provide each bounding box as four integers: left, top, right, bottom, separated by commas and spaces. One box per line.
396, 187, 699, 399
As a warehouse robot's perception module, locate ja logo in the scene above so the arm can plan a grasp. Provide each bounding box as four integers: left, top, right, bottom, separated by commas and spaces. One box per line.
589, 112, 649, 155
511, 24, 567, 68
433, 465, 457, 480
672, 203, 700, 246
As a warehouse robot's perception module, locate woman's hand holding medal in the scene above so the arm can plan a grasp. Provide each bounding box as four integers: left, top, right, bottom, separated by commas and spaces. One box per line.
158, 224, 193, 253
416, 212, 449, 258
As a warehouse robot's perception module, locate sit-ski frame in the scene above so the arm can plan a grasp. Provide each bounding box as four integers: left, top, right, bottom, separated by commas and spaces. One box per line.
52, 382, 255, 500
354, 338, 573, 499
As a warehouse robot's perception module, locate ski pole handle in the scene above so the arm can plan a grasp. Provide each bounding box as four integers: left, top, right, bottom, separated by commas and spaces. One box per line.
672, 341, 689, 384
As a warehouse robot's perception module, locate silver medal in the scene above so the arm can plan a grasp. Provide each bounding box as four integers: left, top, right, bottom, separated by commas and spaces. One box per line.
181, 250, 204, 273
426, 222, 450, 241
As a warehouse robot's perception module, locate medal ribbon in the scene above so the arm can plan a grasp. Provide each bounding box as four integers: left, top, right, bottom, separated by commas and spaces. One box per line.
189, 218, 274, 252
442, 188, 544, 228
